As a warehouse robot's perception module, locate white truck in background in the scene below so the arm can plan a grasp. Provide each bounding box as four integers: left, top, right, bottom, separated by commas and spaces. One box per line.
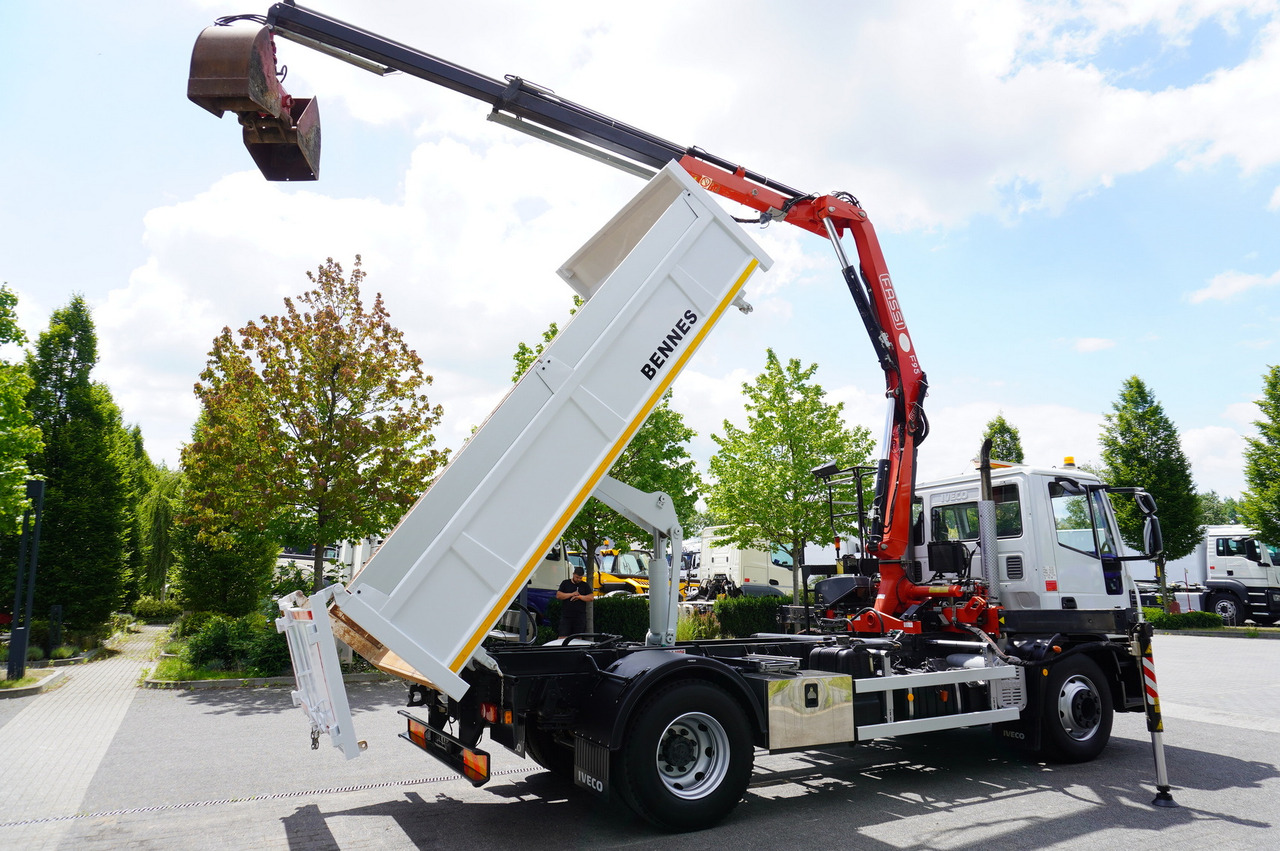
697, 526, 795, 590
1131, 525, 1280, 625
696, 526, 846, 593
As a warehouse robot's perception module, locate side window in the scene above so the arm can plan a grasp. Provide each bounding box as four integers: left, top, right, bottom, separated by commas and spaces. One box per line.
1050, 482, 1118, 557
1217, 537, 1250, 558
930, 485, 1021, 542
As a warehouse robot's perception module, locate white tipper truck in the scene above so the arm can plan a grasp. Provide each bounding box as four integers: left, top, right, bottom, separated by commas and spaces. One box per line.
190, 3, 1179, 830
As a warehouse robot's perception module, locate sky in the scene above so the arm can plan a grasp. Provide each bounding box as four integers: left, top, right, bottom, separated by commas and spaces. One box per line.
2, 0, 1278, 501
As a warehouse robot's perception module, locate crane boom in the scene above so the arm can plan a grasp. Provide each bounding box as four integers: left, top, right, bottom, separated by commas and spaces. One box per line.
189, 1, 933, 627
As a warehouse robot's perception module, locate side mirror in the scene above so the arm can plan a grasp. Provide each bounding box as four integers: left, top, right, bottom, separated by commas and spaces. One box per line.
1144, 517, 1164, 559
1135, 491, 1158, 517
1246, 538, 1262, 562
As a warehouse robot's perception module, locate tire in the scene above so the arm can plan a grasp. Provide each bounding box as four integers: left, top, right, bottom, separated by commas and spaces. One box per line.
614, 679, 754, 832
524, 724, 574, 778
1209, 593, 1242, 626
1040, 655, 1113, 763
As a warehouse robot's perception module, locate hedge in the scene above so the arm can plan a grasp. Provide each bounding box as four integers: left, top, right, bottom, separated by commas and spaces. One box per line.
132, 596, 183, 623
1143, 607, 1223, 630
713, 595, 789, 637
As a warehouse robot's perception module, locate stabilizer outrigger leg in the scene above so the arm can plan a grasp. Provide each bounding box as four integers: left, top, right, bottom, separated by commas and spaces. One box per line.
1134, 621, 1179, 808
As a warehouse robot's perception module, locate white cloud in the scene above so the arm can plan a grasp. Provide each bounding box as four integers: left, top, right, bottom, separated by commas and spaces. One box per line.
1189, 268, 1280, 302
65, 0, 1280, 477
1181, 424, 1248, 495
916, 401, 1105, 480
1224, 399, 1260, 426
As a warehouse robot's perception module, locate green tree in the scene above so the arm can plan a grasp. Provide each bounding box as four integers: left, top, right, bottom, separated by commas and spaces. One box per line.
172, 502, 277, 616
1100, 376, 1202, 608
511, 303, 703, 630
139, 466, 182, 599
1241, 365, 1280, 545
116, 423, 155, 606
707, 349, 875, 598
25, 297, 131, 627
183, 257, 447, 592
1199, 490, 1241, 526
0, 284, 42, 530
981, 412, 1025, 464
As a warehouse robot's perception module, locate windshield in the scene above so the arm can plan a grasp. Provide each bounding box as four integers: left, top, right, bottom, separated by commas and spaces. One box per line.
603, 553, 649, 576
1049, 481, 1118, 557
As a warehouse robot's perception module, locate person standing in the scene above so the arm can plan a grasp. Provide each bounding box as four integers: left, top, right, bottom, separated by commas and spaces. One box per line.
556, 566, 594, 637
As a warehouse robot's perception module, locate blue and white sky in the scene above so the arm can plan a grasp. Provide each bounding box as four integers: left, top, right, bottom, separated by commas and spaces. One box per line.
2, 0, 1277, 499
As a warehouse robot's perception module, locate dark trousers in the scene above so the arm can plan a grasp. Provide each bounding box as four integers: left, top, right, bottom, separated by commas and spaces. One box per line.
558, 611, 587, 637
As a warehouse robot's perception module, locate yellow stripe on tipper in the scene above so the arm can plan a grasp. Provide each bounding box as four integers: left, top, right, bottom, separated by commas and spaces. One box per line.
450, 257, 762, 670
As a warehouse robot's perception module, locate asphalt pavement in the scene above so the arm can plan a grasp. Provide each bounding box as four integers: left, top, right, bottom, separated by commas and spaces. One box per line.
1, 628, 1277, 849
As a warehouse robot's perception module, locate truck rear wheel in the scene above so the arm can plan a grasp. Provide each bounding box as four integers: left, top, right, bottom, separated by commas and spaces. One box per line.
615, 679, 753, 831
1209, 593, 1242, 625
1040, 655, 1113, 763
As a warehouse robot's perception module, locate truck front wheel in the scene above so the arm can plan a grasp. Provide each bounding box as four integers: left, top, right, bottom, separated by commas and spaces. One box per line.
1040, 655, 1113, 763
1209, 593, 1242, 625
615, 679, 753, 831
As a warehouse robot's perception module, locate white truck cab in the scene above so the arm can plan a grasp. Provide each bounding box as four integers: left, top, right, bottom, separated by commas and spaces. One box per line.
913, 462, 1141, 630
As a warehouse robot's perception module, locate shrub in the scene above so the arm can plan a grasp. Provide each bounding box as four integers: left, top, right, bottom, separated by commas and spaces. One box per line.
539, 595, 650, 642
51, 645, 77, 660
132, 596, 183, 624
181, 612, 292, 676
677, 609, 720, 641
174, 611, 218, 639
714, 595, 789, 637
1144, 607, 1223, 630
184, 615, 253, 669
245, 628, 292, 678
594, 595, 650, 641
26, 645, 45, 662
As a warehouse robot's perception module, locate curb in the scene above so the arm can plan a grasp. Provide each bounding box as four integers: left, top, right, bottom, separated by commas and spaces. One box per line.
1154, 627, 1280, 640
142, 671, 394, 690
0, 668, 67, 699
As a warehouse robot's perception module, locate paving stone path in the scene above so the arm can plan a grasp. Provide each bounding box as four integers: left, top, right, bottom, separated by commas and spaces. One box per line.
0, 626, 164, 824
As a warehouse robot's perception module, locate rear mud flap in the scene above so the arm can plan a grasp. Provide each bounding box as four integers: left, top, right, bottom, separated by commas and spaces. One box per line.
574, 736, 610, 798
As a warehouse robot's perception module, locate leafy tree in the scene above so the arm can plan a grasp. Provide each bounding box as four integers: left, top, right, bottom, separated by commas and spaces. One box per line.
1198, 490, 1241, 526
172, 505, 277, 616
116, 423, 155, 606
25, 296, 131, 628
139, 467, 182, 599
707, 349, 875, 598
1241, 365, 1280, 545
0, 284, 42, 530
981, 412, 1025, 464
183, 257, 447, 592
511, 303, 703, 631
1100, 376, 1202, 607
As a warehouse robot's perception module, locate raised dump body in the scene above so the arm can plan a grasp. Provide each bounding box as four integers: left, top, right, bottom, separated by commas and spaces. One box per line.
279, 163, 771, 752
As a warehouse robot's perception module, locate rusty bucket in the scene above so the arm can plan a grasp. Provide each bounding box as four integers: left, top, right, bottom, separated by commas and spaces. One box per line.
188, 24, 320, 180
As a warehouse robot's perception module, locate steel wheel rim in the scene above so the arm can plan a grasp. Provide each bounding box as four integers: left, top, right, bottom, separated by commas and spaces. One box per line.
1214, 599, 1237, 623
1057, 674, 1102, 741
654, 711, 730, 799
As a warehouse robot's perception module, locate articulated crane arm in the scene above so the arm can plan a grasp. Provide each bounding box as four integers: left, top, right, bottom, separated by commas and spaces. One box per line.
189, 1, 936, 630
